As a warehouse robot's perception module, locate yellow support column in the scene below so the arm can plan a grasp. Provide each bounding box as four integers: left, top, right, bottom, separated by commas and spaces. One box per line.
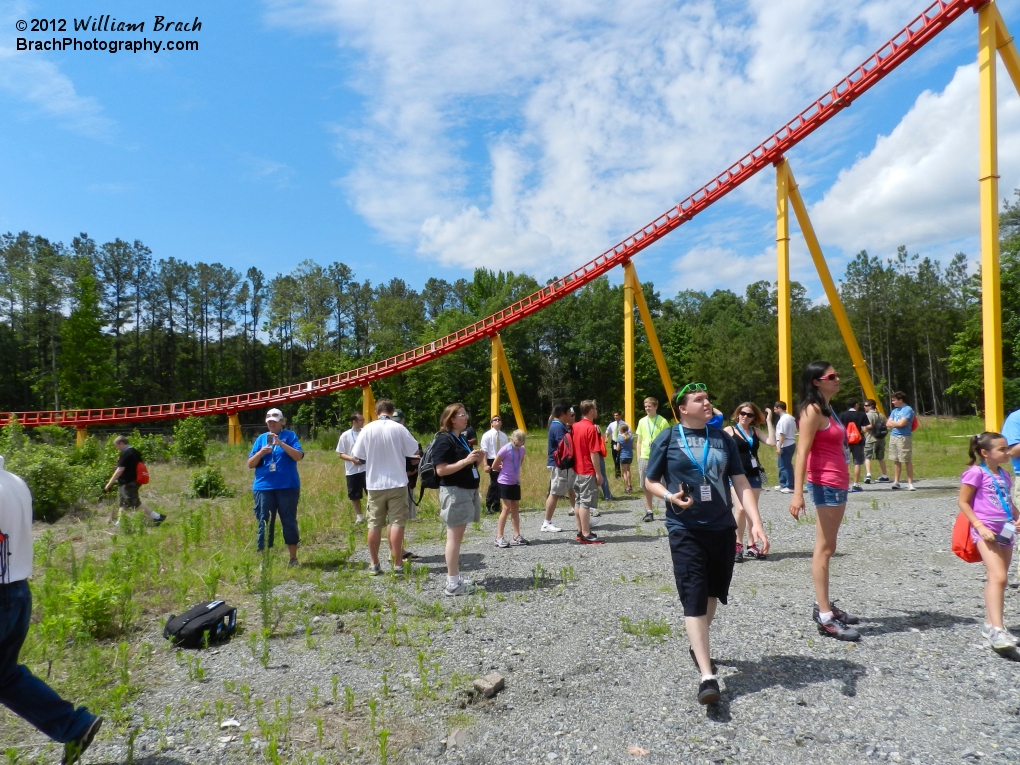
491, 336, 500, 420
362, 384, 376, 423
776, 160, 794, 409
76, 425, 87, 447
626, 262, 674, 404
623, 264, 636, 432
493, 334, 526, 432
785, 164, 884, 414
980, 3, 1004, 431
227, 413, 242, 445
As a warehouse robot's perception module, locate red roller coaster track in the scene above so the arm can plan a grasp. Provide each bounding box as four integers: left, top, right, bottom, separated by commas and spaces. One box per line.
0, 0, 985, 428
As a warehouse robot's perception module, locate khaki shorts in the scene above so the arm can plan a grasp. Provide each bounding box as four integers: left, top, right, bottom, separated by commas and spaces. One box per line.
366, 487, 409, 530
548, 466, 575, 497
864, 438, 885, 461
638, 458, 649, 489
888, 435, 912, 463
118, 481, 141, 508
439, 486, 481, 528
573, 474, 599, 510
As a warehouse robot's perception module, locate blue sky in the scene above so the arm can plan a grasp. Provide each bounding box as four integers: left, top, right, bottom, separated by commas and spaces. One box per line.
3, 0, 1020, 302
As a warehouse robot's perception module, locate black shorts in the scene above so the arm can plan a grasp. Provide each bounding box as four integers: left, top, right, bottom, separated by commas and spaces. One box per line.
668, 527, 736, 617
498, 483, 521, 501
346, 472, 367, 501
620, 458, 633, 465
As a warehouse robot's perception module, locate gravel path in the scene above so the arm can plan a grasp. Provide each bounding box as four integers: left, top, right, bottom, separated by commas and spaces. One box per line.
34, 481, 1020, 764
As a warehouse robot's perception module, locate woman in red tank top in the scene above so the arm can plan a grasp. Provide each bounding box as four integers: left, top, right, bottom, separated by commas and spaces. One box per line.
789, 361, 860, 642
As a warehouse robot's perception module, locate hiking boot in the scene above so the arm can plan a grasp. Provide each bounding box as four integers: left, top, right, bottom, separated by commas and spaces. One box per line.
642, 512, 655, 523
541, 521, 562, 533
688, 646, 718, 674
697, 678, 721, 705
444, 578, 475, 596
814, 601, 860, 625
62, 716, 103, 765
152, 513, 167, 525
494, 536, 509, 548
864, 475, 872, 485
814, 614, 860, 641
734, 544, 744, 563
982, 624, 1019, 651
510, 535, 530, 546
745, 544, 766, 560
366, 563, 382, 577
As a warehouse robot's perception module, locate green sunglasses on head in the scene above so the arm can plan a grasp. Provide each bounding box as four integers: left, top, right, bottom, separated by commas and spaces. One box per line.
674, 382, 707, 405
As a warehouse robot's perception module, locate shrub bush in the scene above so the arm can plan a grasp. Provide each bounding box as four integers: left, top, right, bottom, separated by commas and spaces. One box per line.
172, 417, 207, 465
33, 425, 74, 447
70, 435, 104, 466
6, 446, 81, 522
68, 578, 119, 639
189, 466, 235, 498
131, 429, 171, 463
0, 418, 26, 455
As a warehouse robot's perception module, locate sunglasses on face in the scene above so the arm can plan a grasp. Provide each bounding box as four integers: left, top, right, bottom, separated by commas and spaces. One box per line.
739, 411, 755, 417
817, 373, 839, 381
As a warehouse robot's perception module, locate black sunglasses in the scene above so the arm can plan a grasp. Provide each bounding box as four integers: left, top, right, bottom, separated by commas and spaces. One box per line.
738, 410, 755, 417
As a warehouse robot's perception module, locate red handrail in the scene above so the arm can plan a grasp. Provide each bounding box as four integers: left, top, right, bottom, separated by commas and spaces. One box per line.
1, 0, 982, 428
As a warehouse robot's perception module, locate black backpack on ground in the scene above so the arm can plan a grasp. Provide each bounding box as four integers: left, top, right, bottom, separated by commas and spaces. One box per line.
163, 600, 237, 648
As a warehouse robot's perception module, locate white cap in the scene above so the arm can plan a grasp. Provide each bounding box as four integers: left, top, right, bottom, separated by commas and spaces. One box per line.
265, 408, 285, 422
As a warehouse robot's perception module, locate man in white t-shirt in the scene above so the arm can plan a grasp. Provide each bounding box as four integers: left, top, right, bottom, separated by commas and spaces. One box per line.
773, 401, 797, 493
336, 411, 367, 524
480, 416, 509, 515
350, 399, 421, 575
0, 456, 104, 763
605, 411, 628, 479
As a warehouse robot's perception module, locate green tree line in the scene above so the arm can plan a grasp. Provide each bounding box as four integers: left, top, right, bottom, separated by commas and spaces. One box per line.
3, 198, 1018, 432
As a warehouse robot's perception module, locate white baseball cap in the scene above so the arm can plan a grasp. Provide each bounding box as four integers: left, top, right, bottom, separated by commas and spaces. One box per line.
265, 408, 285, 422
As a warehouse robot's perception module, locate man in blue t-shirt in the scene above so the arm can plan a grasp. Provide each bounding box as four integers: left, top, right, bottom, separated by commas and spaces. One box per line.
885, 391, 915, 491
1002, 407, 1020, 507
645, 383, 768, 707
247, 407, 304, 565
541, 403, 575, 533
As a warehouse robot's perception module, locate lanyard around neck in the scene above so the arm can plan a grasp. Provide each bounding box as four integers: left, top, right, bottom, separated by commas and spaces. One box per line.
734, 423, 754, 447
980, 464, 1014, 521
678, 425, 711, 481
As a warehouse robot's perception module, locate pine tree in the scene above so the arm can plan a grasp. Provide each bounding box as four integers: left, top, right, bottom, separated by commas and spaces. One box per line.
58, 269, 119, 408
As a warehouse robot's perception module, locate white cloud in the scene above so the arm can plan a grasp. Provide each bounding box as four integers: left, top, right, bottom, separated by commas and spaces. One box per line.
239, 154, 296, 189
266, 0, 963, 278
811, 60, 1020, 257
0, 1, 113, 139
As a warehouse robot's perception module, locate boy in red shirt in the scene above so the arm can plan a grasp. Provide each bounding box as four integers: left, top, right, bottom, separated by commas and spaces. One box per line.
572, 400, 606, 545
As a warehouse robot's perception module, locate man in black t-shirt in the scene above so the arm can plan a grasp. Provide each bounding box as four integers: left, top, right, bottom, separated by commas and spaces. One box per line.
645, 383, 768, 707
839, 401, 870, 492
104, 435, 167, 526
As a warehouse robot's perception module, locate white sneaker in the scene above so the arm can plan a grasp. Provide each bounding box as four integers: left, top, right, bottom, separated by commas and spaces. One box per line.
779, 487, 791, 494
982, 623, 1018, 651
366, 563, 382, 577
494, 536, 509, 548
891, 482, 901, 490
541, 521, 562, 533
907, 484, 916, 491
355, 514, 364, 524
444, 578, 475, 597
588, 515, 601, 528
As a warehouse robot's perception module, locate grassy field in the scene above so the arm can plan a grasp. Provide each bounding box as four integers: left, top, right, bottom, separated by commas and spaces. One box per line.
0, 417, 983, 762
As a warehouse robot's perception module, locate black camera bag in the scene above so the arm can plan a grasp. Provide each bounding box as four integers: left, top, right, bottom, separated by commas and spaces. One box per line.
163, 600, 237, 648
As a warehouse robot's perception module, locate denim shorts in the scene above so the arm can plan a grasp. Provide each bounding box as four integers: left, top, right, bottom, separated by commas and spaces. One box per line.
806, 482, 848, 508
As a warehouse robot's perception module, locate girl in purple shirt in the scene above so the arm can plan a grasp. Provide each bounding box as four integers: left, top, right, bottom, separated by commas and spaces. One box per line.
492, 430, 528, 548
957, 431, 1020, 653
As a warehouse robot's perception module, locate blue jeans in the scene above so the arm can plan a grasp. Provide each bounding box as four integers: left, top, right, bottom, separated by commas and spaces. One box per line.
598, 454, 612, 500
778, 444, 795, 489
254, 488, 300, 550
0, 580, 96, 742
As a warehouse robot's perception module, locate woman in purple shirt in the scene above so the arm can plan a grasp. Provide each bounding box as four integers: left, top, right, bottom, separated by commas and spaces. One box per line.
491, 430, 529, 548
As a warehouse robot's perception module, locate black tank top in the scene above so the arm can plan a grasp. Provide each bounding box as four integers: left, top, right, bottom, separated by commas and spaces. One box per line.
731, 425, 759, 474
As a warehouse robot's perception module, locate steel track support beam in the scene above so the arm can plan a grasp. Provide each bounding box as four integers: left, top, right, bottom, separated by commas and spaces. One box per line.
776, 160, 794, 410
782, 162, 884, 414
623, 264, 636, 432
493, 334, 526, 432
76, 425, 87, 447
491, 336, 500, 420
626, 262, 675, 405
362, 384, 376, 423
227, 413, 242, 445
980, 3, 1005, 430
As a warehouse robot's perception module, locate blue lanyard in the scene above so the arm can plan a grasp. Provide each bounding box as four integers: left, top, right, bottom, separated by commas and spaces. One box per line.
980, 464, 1014, 521
678, 425, 711, 483
454, 434, 472, 454
734, 423, 754, 447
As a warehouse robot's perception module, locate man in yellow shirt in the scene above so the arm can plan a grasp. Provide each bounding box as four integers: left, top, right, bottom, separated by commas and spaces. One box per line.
635, 397, 671, 522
